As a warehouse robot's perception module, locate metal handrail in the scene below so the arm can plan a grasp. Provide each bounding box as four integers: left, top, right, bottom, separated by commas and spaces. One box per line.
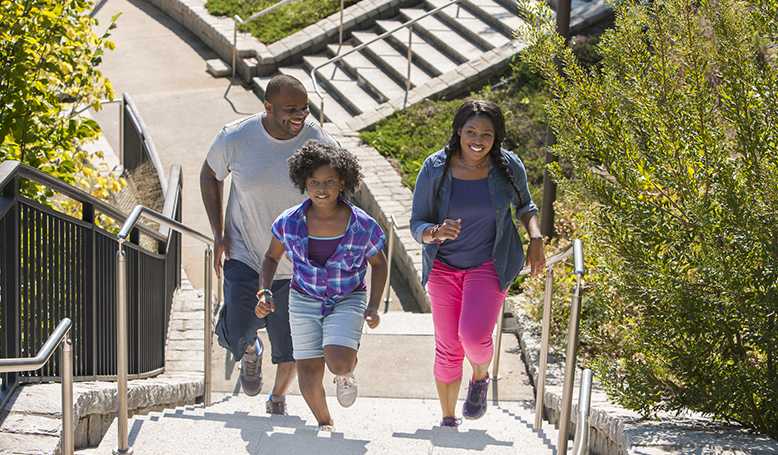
0, 319, 74, 455
382, 215, 398, 313
232, 0, 347, 81
572, 368, 594, 455
492, 245, 573, 381
114, 205, 214, 454
311, 0, 461, 124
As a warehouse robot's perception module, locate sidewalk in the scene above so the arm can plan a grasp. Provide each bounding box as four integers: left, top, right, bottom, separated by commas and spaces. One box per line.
91, 0, 263, 289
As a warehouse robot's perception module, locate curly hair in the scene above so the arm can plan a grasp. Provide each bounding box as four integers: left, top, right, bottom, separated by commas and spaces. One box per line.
287, 140, 362, 195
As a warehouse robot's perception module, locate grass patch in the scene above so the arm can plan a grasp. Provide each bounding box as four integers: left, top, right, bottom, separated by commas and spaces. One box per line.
206, 0, 361, 44
360, 60, 551, 191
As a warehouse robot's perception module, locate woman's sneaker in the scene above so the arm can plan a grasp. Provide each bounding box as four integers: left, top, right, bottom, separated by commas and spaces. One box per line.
462, 377, 490, 419
266, 395, 287, 415
440, 416, 462, 428
334, 373, 358, 407
239, 339, 263, 396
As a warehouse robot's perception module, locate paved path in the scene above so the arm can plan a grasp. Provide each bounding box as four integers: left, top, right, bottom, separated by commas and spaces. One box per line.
91, 0, 263, 289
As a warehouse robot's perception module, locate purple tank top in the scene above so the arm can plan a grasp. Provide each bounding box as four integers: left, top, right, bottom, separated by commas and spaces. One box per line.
308, 234, 343, 267
437, 177, 496, 269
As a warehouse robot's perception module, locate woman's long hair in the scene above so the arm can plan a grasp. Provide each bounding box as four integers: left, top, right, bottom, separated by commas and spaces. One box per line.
435, 100, 523, 206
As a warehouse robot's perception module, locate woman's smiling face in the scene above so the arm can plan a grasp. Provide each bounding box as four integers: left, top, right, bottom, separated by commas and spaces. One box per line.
458, 115, 495, 162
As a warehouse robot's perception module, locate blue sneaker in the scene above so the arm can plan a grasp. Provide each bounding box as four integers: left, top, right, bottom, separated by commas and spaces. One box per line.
462, 377, 489, 419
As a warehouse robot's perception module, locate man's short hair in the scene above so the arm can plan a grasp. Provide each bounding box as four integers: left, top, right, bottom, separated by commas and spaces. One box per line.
265, 74, 307, 102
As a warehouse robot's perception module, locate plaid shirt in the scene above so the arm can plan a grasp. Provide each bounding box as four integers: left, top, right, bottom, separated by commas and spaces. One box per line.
272, 199, 386, 305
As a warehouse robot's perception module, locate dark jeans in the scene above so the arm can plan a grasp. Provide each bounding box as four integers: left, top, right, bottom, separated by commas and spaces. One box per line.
215, 259, 294, 363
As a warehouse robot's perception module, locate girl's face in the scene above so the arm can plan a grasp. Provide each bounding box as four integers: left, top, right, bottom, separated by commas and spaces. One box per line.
458, 115, 495, 163
306, 165, 343, 207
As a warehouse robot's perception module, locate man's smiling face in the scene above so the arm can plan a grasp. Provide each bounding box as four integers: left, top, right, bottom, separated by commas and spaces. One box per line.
264, 86, 310, 140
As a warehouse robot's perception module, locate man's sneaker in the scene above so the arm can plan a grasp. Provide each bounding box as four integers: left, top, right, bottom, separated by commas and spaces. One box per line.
462, 377, 490, 419
239, 339, 263, 396
266, 396, 287, 415
318, 423, 335, 432
334, 373, 358, 407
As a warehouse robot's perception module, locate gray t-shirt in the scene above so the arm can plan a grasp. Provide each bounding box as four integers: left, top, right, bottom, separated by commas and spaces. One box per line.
206, 113, 336, 278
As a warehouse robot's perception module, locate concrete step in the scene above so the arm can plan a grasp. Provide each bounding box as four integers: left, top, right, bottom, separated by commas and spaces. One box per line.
426, 0, 511, 49
398, 8, 485, 63
351, 31, 432, 88
374, 19, 459, 76
303, 54, 381, 116
82, 395, 563, 454
488, 0, 521, 15
461, 0, 525, 37
253, 68, 354, 126
326, 44, 406, 102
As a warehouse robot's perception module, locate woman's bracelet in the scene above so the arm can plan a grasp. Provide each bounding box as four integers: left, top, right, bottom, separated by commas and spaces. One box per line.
428, 224, 442, 243
257, 288, 273, 298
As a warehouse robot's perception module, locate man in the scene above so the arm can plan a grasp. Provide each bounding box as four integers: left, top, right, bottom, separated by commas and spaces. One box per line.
200, 74, 336, 414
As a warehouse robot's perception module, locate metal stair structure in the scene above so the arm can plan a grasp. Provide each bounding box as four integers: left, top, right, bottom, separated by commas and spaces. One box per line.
252, 0, 530, 126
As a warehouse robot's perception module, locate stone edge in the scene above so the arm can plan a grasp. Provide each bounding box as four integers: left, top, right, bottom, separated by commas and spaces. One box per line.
143, 0, 408, 80
509, 294, 778, 454
0, 374, 203, 454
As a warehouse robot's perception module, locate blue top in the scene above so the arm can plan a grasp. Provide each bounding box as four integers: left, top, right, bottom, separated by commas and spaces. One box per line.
410, 149, 538, 290
308, 234, 344, 267
437, 177, 496, 269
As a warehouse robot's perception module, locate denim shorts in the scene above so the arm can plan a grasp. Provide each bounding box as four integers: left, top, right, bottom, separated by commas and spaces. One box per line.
288, 289, 367, 360
215, 259, 294, 363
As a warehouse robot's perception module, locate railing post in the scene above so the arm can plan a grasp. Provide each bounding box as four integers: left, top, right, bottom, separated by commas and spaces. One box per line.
404, 24, 413, 108
82, 203, 97, 380
558, 240, 584, 454
114, 246, 132, 454
572, 368, 593, 455
60, 336, 74, 455
382, 216, 396, 313
534, 265, 554, 430
119, 95, 125, 167
337, 0, 344, 53
203, 246, 213, 407
3, 177, 20, 391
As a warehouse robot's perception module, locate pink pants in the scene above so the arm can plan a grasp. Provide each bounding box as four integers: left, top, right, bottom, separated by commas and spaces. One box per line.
427, 259, 507, 383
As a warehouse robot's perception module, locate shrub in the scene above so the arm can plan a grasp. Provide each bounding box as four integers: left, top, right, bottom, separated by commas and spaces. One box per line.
0, 0, 125, 216
518, 0, 778, 436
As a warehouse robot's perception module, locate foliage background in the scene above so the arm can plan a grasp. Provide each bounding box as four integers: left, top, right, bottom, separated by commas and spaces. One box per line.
518, 0, 778, 436
0, 0, 124, 217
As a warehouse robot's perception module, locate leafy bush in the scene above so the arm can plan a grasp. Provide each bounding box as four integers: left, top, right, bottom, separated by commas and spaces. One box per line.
206, 0, 360, 44
518, 0, 778, 436
0, 0, 125, 216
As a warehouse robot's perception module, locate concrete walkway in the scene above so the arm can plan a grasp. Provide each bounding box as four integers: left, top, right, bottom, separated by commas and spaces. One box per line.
91, 0, 263, 289
79, 311, 562, 454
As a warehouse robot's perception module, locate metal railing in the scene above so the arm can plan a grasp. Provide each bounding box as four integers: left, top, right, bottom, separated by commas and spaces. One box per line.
491, 239, 591, 453
0, 319, 74, 455
382, 215, 398, 312
232, 0, 347, 81
572, 368, 594, 455
114, 205, 214, 454
311, 0, 460, 124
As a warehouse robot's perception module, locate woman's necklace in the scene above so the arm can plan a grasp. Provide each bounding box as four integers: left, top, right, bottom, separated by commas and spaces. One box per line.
457, 155, 490, 171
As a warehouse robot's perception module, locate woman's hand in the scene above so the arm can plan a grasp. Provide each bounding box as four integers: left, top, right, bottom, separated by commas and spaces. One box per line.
364, 308, 380, 329
255, 292, 275, 318
435, 218, 462, 242
527, 237, 546, 276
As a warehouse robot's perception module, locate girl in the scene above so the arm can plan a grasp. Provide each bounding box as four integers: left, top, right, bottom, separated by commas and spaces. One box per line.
256, 140, 387, 431
409, 100, 545, 427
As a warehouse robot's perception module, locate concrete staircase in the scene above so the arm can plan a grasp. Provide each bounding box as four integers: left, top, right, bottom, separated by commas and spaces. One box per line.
252, 0, 525, 126
78, 310, 571, 454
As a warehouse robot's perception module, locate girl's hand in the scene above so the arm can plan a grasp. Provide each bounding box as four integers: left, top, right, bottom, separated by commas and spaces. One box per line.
527, 237, 546, 276
435, 218, 462, 242
364, 308, 380, 329
255, 293, 275, 318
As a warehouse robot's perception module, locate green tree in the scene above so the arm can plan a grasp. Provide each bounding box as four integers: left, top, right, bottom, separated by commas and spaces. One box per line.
0, 0, 124, 208
518, 0, 778, 436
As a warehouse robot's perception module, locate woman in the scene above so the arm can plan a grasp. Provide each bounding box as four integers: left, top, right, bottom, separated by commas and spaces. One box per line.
257, 140, 387, 431
410, 100, 545, 427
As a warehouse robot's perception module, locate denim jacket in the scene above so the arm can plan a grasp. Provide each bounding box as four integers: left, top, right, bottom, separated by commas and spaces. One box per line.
410, 148, 538, 291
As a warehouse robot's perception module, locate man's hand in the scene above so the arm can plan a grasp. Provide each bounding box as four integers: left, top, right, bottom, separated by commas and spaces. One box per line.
364, 308, 380, 329
214, 234, 231, 278
255, 293, 275, 318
